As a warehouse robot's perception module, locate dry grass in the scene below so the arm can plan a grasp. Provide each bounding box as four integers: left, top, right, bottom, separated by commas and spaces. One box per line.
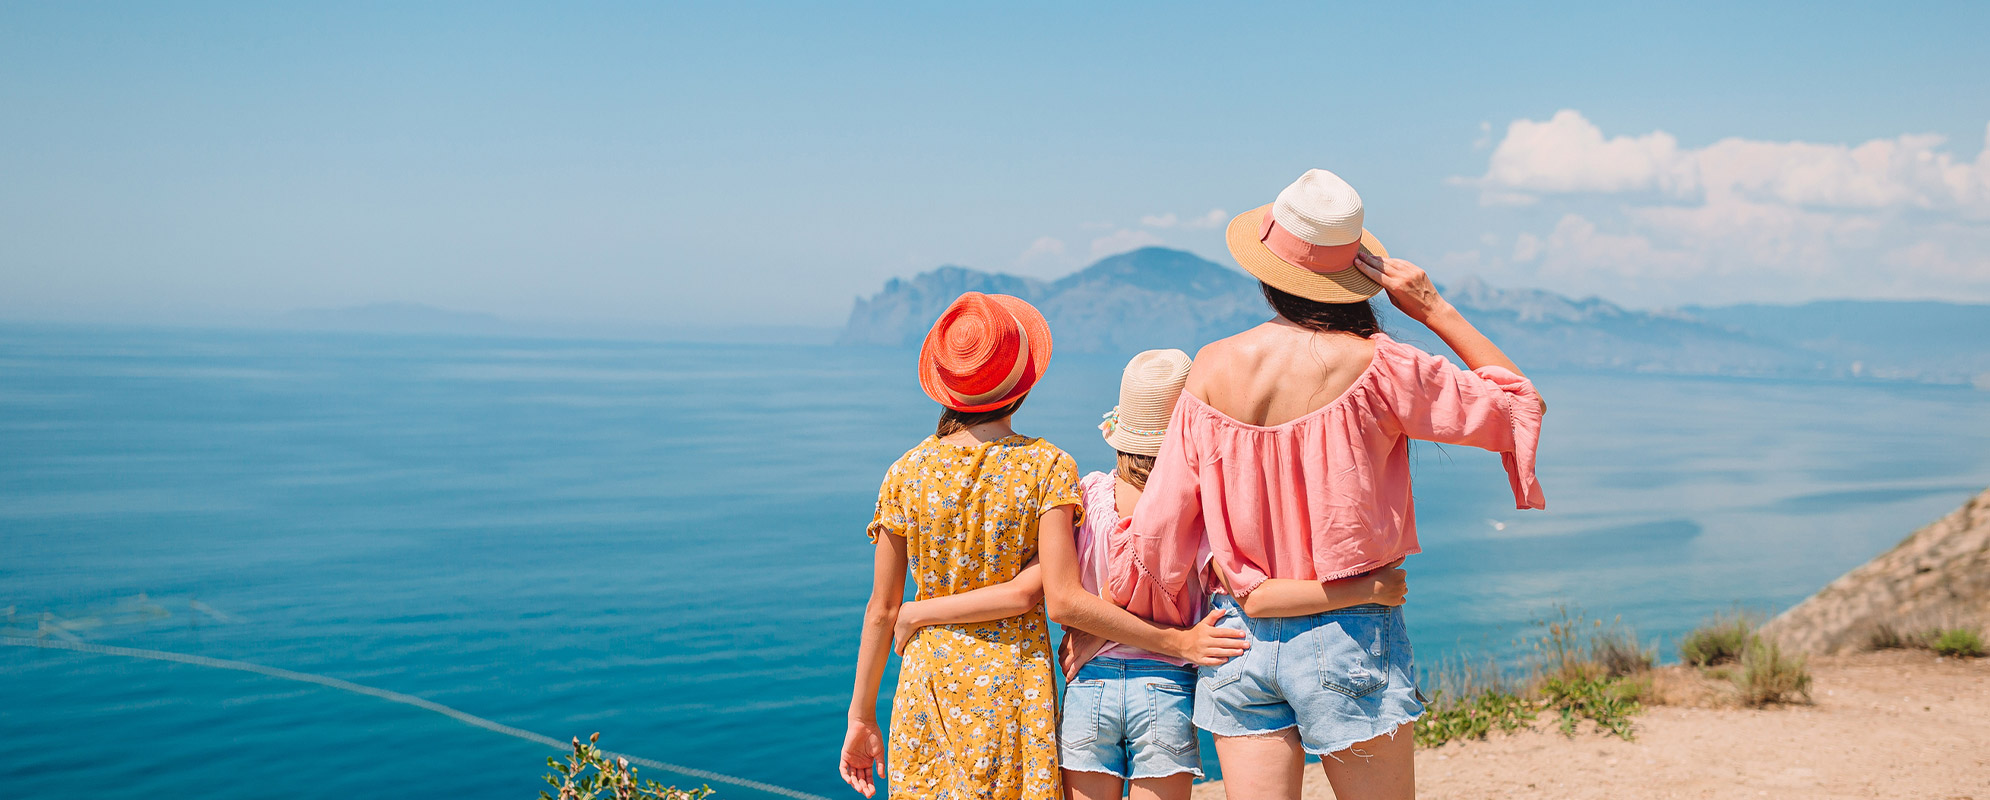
1733, 635, 1812, 706
1679, 610, 1757, 667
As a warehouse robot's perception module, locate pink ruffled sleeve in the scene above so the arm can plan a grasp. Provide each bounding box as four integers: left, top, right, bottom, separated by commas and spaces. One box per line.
1375, 338, 1546, 510
1105, 399, 1208, 629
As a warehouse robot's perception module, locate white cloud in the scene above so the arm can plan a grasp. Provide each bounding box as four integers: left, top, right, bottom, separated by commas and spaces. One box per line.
1184, 208, 1229, 229
1531, 214, 1704, 279
1474, 110, 1990, 215
1464, 111, 1990, 304
1018, 236, 1066, 262
1141, 209, 1228, 229
1090, 228, 1165, 259
1479, 109, 1694, 201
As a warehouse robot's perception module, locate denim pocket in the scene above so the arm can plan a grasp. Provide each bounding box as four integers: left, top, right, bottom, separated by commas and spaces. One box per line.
1060, 679, 1105, 747
1314, 612, 1390, 698
1144, 682, 1197, 756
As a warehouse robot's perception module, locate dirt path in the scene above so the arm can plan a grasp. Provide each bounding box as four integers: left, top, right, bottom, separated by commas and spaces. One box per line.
1189, 650, 1990, 800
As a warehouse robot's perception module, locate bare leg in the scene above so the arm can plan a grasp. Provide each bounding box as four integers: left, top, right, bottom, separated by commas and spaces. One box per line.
1317, 722, 1415, 800
1065, 769, 1124, 800
1127, 773, 1195, 800
1212, 729, 1305, 800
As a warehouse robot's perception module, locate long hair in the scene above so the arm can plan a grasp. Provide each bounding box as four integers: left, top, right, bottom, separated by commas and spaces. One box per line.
1260, 281, 1382, 337
1115, 451, 1156, 490
936, 395, 1027, 437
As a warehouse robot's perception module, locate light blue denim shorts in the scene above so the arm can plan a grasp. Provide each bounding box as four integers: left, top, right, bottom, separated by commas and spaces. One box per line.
1059, 657, 1205, 780
1194, 594, 1424, 756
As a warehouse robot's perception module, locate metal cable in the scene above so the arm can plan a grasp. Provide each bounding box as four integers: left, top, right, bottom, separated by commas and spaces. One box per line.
1, 636, 829, 800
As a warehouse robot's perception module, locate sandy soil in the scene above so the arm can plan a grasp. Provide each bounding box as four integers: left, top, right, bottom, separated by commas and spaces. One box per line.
1189, 650, 1990, 800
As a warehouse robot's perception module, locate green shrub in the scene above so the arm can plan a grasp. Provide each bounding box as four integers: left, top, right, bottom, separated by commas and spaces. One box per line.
1416, 686, 1537, 748
1733, 636, 1811, 706
1539, 671, 1648, 739
1931, 628, 1985, 658
542, 733, 713, 800
1680, 611, 1756, 666
1523, 606, 1647, 740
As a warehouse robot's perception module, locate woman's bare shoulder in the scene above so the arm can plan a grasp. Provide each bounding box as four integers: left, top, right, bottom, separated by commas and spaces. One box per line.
1187, 325, 1275, 391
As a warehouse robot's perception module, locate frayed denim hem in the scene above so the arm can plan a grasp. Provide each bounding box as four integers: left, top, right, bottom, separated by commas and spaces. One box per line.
1128, 765, 1205, 780
1197, 719, 1300, 739
1302, 710, 1423, 758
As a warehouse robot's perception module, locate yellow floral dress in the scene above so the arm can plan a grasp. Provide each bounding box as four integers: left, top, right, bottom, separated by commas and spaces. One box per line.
869, 434, 1082, 800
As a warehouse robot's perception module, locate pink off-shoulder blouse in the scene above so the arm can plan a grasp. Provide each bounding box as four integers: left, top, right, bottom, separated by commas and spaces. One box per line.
1106, 333, 1546, 628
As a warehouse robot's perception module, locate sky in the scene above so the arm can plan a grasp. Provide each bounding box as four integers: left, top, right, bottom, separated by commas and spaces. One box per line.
2, 1, 1987, 328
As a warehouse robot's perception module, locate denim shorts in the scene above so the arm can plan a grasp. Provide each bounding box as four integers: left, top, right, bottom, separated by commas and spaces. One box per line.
1193, 594, 1424, 756
1059, 657, 1204, 780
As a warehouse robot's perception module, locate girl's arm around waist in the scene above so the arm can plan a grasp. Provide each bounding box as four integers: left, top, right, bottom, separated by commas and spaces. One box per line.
1040, 504, 1247, 666
893, 559, 1043, 654
1234, 558, 1408, 618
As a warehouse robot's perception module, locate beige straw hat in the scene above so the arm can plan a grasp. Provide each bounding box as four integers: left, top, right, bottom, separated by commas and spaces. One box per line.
1225, 169, 1390, 303
1099, 349, 1192, 457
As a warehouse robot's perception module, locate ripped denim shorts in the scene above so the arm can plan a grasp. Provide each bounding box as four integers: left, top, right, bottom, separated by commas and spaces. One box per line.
1193, 593, 1424, 756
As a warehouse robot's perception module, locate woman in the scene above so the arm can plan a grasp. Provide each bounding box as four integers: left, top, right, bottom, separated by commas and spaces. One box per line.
1108, 169, 1547, 800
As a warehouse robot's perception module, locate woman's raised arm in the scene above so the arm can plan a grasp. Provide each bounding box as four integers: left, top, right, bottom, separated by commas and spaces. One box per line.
1354, 253, 1531, 384
1356, 253, 1547, 510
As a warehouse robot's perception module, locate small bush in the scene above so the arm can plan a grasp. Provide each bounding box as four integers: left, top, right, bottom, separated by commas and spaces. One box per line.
1417, 656, 1537, 748
1867, 622, 1931, 651
542, 733, 713, 800
1680, 611, 1757, 666
1931, 628, 1985, 658
1540, 671, 1648, 739
1416, 686, 1538, 748
1524, 607, 1647, 740
1733, 636, 1811, 706
1590, 628, 1656, 678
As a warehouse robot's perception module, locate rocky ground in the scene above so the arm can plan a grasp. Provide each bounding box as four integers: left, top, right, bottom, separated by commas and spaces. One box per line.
1190, 649, 1990, 800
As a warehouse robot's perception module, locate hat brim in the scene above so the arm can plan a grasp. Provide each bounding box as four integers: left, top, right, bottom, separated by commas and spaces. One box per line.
1225, 204, 1389, 303
1103, 427, 1166, 457
917, 294, 1054, 413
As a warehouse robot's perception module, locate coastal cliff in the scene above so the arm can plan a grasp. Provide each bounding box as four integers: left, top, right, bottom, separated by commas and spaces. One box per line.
1761, 485, 1990, 655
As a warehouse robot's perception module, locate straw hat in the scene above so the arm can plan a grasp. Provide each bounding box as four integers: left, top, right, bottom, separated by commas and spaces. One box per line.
1099, 349, 1192, 457
1225, 169, 1390, 303
919, 292, 1053, 413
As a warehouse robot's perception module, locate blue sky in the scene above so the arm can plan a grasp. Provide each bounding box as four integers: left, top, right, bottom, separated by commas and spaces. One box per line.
3, 1, 1987, 327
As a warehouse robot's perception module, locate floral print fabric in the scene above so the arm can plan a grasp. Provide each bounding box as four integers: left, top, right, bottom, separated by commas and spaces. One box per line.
869, 434, 1082, 800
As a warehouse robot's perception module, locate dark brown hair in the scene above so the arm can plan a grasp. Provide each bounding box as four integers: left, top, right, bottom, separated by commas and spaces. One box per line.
1115, 451, 1156, 490
1260, 281, 1382, 337
936, 395, 1027, 437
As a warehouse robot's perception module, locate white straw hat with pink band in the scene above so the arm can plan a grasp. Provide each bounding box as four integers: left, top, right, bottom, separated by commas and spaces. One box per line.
1225, 169, 1390, 304
1099, 349, 1192, 457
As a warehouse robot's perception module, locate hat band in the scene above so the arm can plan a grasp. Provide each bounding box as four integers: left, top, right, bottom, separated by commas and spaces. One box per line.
946, 321, 1030, 406
1260, 207, 1360, 274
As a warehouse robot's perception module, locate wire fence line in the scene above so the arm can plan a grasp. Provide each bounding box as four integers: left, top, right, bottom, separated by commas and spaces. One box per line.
2, 636, 829, 800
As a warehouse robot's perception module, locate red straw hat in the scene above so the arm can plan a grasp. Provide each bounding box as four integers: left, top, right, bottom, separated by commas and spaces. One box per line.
919, 292, 1053, 412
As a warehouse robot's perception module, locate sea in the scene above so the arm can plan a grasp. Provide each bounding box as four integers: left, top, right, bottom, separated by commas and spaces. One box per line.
3, 323, 1987, 799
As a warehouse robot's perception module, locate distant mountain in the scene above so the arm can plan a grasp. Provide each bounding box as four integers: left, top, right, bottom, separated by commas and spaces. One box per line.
839, 247, 1990, 386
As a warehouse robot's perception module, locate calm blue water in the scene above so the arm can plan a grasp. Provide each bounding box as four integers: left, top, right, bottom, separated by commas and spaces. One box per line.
3, 324, 1987, 798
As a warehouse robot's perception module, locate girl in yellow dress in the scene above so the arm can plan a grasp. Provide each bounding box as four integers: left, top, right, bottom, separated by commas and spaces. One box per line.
839, 292, 1077, 800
